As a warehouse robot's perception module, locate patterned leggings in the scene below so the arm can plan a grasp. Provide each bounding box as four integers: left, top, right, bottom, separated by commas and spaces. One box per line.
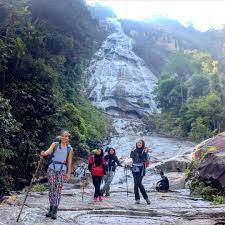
47, 169, 65, 207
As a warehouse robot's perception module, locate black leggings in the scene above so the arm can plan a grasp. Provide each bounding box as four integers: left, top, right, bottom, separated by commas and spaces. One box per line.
132, 172, 148, 200
92, 175, 102, 197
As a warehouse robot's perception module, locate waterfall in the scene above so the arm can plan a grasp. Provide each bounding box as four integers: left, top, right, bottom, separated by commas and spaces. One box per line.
85, 17, 158, 118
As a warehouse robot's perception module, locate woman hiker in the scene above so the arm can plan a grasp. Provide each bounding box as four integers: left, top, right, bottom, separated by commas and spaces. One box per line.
130, 139, 151, 205
88, 148, 106, 202
40, 130, 73, 219
102, 147, 122, 197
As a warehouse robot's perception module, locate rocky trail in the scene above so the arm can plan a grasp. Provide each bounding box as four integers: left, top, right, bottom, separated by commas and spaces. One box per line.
1, 118, 225, 225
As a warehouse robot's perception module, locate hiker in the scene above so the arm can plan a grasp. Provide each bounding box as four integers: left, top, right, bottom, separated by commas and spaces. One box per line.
88, 148, 106, 202
40, 130, 73, 219
102, 147, 122, 197
130, 139, 151, 205
156, 171, 169, 192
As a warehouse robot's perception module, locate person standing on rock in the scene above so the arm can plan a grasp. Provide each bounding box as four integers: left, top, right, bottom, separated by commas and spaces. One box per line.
40, 130, 73, 219
130, 139, 151, 205
102, 147, 122, 197
88, 148, 106, 202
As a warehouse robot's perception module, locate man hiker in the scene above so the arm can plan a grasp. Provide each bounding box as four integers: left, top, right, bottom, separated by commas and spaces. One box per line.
156, 171, 169, 192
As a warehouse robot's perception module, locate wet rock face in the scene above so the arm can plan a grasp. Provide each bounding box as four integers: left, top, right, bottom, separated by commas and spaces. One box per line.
155, 154, 192, 173
193, 132, 225, 159
85, 18, 158, 118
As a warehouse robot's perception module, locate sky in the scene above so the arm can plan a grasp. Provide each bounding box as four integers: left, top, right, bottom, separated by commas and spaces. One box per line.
86, 0, 225, 31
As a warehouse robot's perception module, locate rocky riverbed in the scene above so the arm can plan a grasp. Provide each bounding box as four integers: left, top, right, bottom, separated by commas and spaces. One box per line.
1, 118, 225, 225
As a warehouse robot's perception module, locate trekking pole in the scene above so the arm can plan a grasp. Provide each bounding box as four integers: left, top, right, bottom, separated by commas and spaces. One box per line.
16, 156, 43, 222
124, 167, 128, 197
81, 166, 86, 201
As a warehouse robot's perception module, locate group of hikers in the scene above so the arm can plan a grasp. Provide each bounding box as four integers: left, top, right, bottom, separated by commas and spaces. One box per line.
40, 130, 169, 220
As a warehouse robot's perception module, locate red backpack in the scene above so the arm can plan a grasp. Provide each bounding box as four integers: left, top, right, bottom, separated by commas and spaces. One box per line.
88, 156, 105, 176
145, 159, 150, 168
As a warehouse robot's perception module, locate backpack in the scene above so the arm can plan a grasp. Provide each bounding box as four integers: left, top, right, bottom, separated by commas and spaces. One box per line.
47, 141, 72, 166
145, 153, 150, 168
88, 155, 105, 176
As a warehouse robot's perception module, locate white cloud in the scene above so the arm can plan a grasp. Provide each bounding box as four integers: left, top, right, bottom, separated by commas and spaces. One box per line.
86, 0, 225, 31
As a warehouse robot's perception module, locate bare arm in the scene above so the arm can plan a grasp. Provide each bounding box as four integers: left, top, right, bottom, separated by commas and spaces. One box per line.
130, 146, 135, 159
67, 150, 73, 176
40, 143, 56, 157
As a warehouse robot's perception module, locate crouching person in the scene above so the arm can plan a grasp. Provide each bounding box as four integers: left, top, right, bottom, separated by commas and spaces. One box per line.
156, 171, 169, 192
40, 130, 73, 219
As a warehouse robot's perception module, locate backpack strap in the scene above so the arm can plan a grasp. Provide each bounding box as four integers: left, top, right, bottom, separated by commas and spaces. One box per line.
65, 144, 72, 164
48, 142, 59, 163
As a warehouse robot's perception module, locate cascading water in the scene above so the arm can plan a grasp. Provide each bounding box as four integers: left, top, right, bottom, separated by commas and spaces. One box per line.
85, 17, 158, 118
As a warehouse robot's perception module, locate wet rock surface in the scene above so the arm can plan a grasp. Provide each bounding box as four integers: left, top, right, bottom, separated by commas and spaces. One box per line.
1, 119, 225, 225
193, 132, 225, 159
85, 18, 157, 118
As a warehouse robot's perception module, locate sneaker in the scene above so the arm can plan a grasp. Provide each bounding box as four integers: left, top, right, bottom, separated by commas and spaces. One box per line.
98, 196, 103, 202
93, 197, 98, 203
105, 193, 110, 197
146, 198, 151, 205
135, 199, 140, 204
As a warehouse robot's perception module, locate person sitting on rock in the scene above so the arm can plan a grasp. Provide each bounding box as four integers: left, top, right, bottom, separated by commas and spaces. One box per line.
156, 171, 169, 192
88, 148, 106, 203
102, 147, 122, 197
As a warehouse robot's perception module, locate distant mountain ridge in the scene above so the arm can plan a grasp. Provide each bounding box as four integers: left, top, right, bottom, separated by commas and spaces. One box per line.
88, 4, 225, 76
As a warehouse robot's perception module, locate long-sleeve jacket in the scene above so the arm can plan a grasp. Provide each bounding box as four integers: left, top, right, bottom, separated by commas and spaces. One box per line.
130, 148, 148, 164
104, 155, 122, 172
157, 176, 169, 189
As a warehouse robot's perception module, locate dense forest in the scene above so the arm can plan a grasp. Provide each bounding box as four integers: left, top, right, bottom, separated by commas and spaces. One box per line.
0, 0, 108, 197
146, 50, 225, 141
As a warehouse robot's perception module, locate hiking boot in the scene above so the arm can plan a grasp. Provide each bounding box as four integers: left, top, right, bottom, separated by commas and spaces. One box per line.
135, 199, 140, 204
146, 198, 151, 205
51, 206, 58, 220
105, 192, 110, 197
93, 197, 98, 203
98, 196, 103, 202
45, 206, 53, 217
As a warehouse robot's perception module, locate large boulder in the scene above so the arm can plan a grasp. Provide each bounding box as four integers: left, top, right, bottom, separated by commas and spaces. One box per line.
154, 154, 192, 172
192, 132, 225, 159
192, 132, 225, 192
197, 149, 225, 192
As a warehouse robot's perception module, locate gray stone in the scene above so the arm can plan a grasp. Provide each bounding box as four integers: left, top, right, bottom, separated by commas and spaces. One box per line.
85, 18, 158, 118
